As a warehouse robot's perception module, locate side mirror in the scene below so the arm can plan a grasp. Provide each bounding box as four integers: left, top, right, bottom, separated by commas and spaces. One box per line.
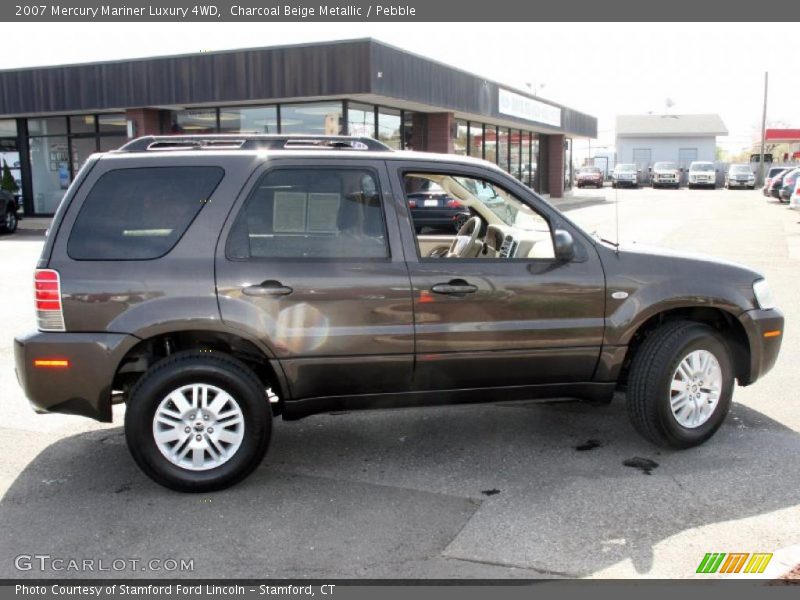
553, 229, 575, 261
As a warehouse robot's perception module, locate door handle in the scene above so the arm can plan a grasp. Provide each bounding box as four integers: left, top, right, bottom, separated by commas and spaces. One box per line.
431, 281, 478, 295
242, 281, 293, 297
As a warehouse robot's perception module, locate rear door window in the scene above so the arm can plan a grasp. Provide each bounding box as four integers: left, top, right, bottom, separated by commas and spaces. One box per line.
226, 167, 389, 260
67, 166, 224, 260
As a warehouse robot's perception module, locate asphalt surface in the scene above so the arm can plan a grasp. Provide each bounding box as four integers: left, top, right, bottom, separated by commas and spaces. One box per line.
1, 187, 798, 579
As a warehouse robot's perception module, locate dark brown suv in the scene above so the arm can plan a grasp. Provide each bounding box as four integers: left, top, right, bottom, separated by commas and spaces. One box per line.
14, 135, 784, 492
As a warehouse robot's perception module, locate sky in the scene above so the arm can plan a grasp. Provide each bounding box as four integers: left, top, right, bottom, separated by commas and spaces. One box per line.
2, 22, 797, 158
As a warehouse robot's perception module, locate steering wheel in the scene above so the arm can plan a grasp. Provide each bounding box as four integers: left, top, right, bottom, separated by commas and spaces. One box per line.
447, 216, 483, 258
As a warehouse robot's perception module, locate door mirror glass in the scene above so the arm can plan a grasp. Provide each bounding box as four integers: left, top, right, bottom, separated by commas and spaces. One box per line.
553, 229, 575, 261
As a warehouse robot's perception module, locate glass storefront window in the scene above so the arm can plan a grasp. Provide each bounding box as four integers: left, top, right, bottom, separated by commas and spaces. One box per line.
98, 113, 127, 134
98, 136, 125, 152
484, 126, 497, 164
497, 128, 510, 172
69, 115, 96, 135
71, 137, 98, 175
28, 117, 67, 136
0, 138, 22, 204
347, 103, 375, 138
218, 106, 278, 133
510, 130, 521, 179
469, 123, 483, 159
377, 107, 401, 149
564, 138, 573, 190
29, 135, 70, 214
455, 120, 468, 156
403, 110, 416, 150
520, 132, 531, 185
281, 102, 343, 135
0, 120, 17, 137
171, 109, 218, 133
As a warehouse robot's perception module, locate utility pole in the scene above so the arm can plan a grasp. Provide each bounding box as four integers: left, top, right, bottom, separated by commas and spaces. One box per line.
758, 71, 768, 186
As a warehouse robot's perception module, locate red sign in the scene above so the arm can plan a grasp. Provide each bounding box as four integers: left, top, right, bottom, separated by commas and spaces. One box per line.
765, 129, 800, 142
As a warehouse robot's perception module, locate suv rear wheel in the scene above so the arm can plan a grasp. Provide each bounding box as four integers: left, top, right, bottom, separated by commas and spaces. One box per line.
626, 321, 734, 449
125, 350, 271, 492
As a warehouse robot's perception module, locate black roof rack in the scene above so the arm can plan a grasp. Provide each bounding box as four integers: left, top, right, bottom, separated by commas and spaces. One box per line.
118, 134, 393, 153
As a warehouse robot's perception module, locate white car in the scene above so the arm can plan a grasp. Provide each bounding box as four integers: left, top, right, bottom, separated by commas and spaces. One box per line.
651, 161, 680, 189
611, 163, 639, 188
688, 161, 717, 189
789, 178, 800, 210
725, 164, 756, 190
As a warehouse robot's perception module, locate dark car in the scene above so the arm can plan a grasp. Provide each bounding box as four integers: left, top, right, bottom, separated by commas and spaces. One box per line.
0, 190, 18, 234
763, 166, 790, 197
769, 169, 792, 199
778, 168, 800, 203
406, 178, 469, 232
14, 135, 784, 492
575, 166, 603, 188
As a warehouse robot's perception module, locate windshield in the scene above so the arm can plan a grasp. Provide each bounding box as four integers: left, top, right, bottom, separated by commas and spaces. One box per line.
691, 163, 714, 172
615, 164, 636, 173
730, 165, 752, 174
653, 162, 677, 170
578, 168, 601, 174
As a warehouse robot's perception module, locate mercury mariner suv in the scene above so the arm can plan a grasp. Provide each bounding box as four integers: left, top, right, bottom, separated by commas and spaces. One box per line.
14, 135, 784, 492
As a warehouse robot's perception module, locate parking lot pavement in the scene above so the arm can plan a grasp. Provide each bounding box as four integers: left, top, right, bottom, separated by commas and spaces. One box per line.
1, 187, 798, 579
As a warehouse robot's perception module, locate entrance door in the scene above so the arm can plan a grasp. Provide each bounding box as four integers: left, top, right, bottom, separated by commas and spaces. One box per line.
215, 160, 414, 400
389, 162, 606, 391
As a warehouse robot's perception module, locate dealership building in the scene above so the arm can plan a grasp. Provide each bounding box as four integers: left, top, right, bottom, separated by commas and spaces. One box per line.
0, 38, 597, 217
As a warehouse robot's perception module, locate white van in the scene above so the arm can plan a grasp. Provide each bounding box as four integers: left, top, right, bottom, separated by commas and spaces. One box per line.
688, 161, 717, 189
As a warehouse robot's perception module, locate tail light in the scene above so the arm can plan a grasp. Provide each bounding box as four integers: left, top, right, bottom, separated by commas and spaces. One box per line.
34, 269, 65, 332
408, 199, 417, 208
445, 198, 464, 209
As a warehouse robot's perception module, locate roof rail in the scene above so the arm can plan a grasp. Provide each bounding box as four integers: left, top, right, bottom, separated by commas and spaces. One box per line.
117, 134, 393, 153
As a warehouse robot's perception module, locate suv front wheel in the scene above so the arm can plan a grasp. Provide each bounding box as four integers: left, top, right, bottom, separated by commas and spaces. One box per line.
125, 351, 271, 492
626, 321, 734, 449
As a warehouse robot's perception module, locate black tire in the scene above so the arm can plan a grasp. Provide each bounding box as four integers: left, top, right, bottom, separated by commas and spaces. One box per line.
626, 321, 734, 449
0, 205, 17, 234
125, 350, 271, 492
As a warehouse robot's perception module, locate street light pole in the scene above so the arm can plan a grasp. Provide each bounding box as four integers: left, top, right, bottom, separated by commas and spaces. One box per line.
758, 71, 768, 186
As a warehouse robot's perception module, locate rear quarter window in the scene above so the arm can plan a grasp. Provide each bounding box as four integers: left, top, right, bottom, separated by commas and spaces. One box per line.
67, 166, 224, 260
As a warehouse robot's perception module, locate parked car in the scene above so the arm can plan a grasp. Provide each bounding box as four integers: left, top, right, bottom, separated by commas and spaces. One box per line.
575, 166, 604, 188
0, 189, 18, 234
778, 168, 800, 203
768, 168, 791, 199
651, 161, 680, 189
407, 178, 470, 233
725, 164, 756, 190
611, 163, 639, 188
788, 177, 800, 210
763, 166, 791, 197
688, 161, 717, 189
13, 134, 784, 491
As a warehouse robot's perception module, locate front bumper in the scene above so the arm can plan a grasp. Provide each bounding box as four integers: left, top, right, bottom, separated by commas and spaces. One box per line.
613, 179, 638, 187
738, 308, 784, 385
14, 331, 140, 422
728, 180, 754, 188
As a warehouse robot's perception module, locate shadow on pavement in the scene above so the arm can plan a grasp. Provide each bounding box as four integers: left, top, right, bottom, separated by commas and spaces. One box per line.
1, 398, 797, 578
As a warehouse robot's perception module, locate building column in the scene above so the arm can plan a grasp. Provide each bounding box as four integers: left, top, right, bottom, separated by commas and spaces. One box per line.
125, 108, 168, 138
425, 113, 455, 154
547, 134, 565, 198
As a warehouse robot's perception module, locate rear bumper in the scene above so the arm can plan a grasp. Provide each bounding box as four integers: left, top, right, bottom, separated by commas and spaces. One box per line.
14, 331, 140, 422
738, 308, 784, 385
